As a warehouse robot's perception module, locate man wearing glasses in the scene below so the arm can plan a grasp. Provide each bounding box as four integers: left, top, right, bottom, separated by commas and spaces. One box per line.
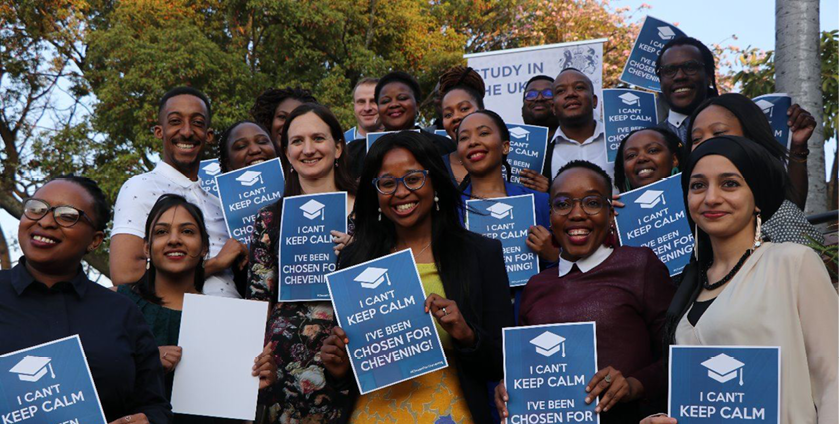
520, 75, 559, 192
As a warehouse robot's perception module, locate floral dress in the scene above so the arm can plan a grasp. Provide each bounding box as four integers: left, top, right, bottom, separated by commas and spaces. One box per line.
248, 204, 350, 423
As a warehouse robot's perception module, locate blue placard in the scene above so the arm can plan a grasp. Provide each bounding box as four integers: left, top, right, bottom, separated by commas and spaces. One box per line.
753, 94, 792, 150
603, 89, 658, 162
198, 158, 221, 197
504, 123, 549, 183
366, 129, 421, 152
619, 16, 687, 92
465, 194, 539, 287
670, 345, 780, 424
344, 127, 358, 142
0, 335, 107, 424
215, 158, 285, 245
278, 192, 347, 301
504, 322, 599, 424
325, 249, 448, 394
614, 174, 693, 276
434, 129, 450, 138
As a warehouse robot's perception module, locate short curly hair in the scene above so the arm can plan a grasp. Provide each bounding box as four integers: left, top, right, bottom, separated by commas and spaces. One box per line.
250, 87, 317, 133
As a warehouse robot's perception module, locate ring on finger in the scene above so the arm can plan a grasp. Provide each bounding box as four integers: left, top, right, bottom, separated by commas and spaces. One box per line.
442, 307, 448, 316
604, 374, 612, 384
124, 417, 132, 422
163, 352, 168, 359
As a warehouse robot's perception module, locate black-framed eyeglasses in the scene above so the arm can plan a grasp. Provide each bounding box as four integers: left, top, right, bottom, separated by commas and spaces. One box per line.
23, 198, 96, 228
657, 60, 705, 78
550, 195, 611, 216
373, 170, 429, 195
524, 89, 554, 101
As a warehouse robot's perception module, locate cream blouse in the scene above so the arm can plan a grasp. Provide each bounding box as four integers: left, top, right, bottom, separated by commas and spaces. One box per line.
676, 242, 837, 424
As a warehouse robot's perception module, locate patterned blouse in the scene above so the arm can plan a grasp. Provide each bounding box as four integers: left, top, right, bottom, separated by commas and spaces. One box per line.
247, 203, 350, 423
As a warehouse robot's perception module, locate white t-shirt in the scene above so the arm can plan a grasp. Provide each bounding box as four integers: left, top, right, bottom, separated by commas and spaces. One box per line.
112, 161, 240, 298
549, 120, 617, 192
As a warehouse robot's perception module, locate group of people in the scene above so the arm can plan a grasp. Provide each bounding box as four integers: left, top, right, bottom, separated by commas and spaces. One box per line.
0, 32, 835, 424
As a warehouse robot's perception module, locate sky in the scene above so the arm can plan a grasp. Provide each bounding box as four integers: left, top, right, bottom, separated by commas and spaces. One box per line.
3, 0, 837, 284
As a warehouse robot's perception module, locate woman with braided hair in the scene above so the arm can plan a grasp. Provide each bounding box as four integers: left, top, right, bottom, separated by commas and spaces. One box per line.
438, 66, 486, 186
250, 87, 318, 150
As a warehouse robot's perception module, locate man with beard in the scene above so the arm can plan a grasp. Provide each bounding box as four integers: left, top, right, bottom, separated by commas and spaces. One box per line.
110, 87, 247, 297
519, 75, 559, 191
545, 68, 614, 186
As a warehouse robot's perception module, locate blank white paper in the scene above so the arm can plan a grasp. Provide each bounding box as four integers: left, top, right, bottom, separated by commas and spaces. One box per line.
171, 294, 268, 420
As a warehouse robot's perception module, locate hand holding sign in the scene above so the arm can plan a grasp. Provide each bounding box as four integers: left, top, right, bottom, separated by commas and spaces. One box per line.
159, 346, 182, 373
519, 169, 549, 193
424, 293, 475, 347
205, 238, 248, 275
787, 103, 816, 149
494, 379, 510, 420
584, 366, 640, 413
253, 344, 277, 390
321, 327, 351, 379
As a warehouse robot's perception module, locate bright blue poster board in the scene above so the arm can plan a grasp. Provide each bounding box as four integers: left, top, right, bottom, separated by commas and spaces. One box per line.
198, 158, 221, 197
344, 127, 358, 142
278, 192, 347, 301
753, 93, 792, 150
325, 249, 448, 394
465, 194, 538, 287
619, 16, 687, 92
366, 129, 421, 152
603, 89, 658, 162
670, 345, 780, 424
504, 322, 599, 424
434, 129, 450, 138
215, 158, 285, 245
0, 335, 107, 424
614, 174, 693, 276
504, 123, 549, 183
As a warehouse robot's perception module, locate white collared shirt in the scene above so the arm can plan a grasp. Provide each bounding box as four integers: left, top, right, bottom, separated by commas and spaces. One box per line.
550, 120, 615, 183
558, 245, 614, 277
112, 161, 239, 298
667, 110, 689, 129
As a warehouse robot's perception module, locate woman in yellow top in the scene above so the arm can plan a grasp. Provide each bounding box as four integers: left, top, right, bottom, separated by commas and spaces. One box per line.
321, 131, 515, 423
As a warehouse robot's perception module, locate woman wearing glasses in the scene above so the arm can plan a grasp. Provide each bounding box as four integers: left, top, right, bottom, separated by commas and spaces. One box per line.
0, 176, 171, 424
321, 131, 514, 423
494, 161, 675, 424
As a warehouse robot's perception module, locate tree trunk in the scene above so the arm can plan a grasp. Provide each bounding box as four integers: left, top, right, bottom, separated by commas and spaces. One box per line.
775, 0, 826, 214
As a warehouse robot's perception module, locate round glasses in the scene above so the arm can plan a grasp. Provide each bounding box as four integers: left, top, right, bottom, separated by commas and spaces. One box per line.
524, 89, 554, 101
550, 195, 610, 216
373, 170, 428, 195
23, 198, 96, 228
657, 60, 705, 78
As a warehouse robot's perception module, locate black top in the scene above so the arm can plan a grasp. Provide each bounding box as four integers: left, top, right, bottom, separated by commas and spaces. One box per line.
0, 260, 172, 423
346, 128, 457, 179
687, 297, 716, 326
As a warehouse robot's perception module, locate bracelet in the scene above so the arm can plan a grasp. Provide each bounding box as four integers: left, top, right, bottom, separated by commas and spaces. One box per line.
789, 147, 809, 163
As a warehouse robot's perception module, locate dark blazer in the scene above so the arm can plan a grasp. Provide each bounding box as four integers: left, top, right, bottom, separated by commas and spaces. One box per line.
347, 128, 457, 179
331, 233, 514, 423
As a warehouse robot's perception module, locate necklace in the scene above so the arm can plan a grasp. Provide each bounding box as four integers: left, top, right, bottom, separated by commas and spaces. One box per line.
702, 249, 753, 290
394, 241, 432, 258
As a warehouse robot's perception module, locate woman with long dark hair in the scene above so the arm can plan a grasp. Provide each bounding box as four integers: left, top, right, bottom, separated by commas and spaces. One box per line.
321, 131, 514, 423
118, 194, 277, 424
687, 93, 821, 245
246, 103, 357, 423
641, 136, 837, 424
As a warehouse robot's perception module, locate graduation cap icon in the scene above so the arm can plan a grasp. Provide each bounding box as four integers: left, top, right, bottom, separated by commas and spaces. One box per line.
9, 356, 55, 382
530, 331, 566, 357
619, 92, 640, 106
634, 189, 665, 209
701, 353, 745, 385
754, 99, 775, 118
236, 170, 263, 187
509, 126, 530, 141
486, 202, 514, 220
202, 161, 221, 176
354, 267, 391, 289
300, 199, 326, 220
658, 26, 676, 40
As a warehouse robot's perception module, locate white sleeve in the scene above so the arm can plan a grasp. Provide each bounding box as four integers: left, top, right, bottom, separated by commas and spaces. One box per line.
111, 176, 153, 238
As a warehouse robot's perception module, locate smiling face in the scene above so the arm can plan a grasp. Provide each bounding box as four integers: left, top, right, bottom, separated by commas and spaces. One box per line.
271, 98, 303, 143
442, 89, 480, 139
550, 167, 613, 262
285, 111, 342, 181
353, 83, 380, 133
456, 113, 509, 178
690, 105, 745, 150
521, 79, 555, 124
224, 122, 277, 171
659, 45, 709, 115
687, 155, 756, 241
622, 130, 679, 189
155, 94, 212, 173
146, 205, 207, 277
376, 147, 434, 231
552, 70, 597, 125
19, 180, 104, 271
377, 82, 417, 131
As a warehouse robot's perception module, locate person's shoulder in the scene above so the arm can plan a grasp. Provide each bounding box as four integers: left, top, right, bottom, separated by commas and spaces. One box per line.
612, 245, 662, 267
462, 231, 502, 254
760, 241, 815, 263
118, 170, 157, 193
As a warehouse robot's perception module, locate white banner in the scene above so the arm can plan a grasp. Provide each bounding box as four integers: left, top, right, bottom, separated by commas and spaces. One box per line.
465, 39, 606, 124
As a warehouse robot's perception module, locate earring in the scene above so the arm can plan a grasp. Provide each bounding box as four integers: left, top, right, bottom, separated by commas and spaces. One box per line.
434, 193, 440, 211
753, 211, 762, 249
693, 224, 699, 260
378, 207, 382, 221
334, 160, 339, 168
145, 258, 150, 270
670, 166, 680, 176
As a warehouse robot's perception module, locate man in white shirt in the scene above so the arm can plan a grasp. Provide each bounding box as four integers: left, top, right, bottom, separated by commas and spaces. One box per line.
343, 77, 383, 142
110, 87, 247, 298
547, 68, 614, 184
